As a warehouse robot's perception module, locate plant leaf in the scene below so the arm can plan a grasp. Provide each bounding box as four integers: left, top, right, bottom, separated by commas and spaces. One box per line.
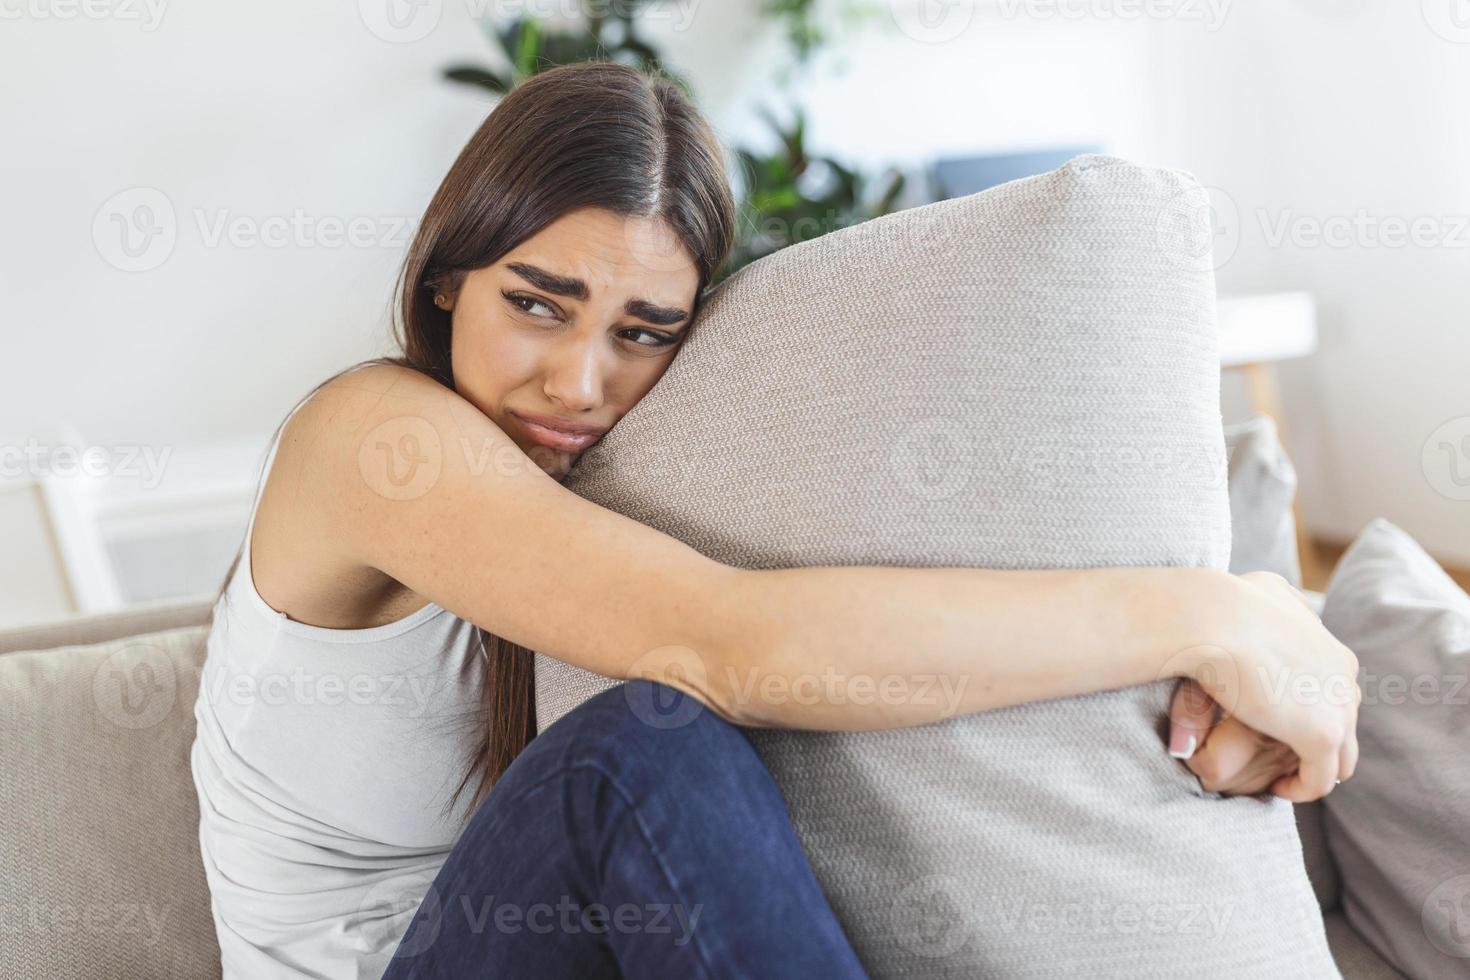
514, 19, 542, 79
442, 65, 509, 93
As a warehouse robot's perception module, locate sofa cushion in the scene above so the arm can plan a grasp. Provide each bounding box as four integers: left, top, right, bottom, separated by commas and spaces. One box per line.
0, 596, 211, 656
1322, 911, 1409, 979
536, 155, 1335, 977
1320, 518, 1470, 978
0, 623, 220, 978
1225, 413, 1304, 587
1219, 415, 1338, 912
1296, 798, 1342, 915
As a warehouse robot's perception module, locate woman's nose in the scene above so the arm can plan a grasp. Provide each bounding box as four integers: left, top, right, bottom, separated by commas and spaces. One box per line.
541, 338, 605, 412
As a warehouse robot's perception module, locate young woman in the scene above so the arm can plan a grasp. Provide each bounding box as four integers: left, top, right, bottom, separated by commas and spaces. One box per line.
189, 61, 1359, 980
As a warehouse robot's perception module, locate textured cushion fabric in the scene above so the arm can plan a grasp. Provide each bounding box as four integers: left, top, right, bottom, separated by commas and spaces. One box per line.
1225, 412, 1304, 587
536, 155, 1336, 977
0, 596, 212, 656
1319, 518, 1470, 978
1220, 416, 1337, 911
1296, 798, 1343, 914
1322, 912, 1409, 980
0, 624, 221, 978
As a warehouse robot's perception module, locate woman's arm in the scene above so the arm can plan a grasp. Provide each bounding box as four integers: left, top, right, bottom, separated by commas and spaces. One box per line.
723, 560, 1216, 731
287, 365, 1356, 799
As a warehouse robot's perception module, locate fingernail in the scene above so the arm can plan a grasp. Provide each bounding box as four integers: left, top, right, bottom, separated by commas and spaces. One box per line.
1168, 729, 1197, 760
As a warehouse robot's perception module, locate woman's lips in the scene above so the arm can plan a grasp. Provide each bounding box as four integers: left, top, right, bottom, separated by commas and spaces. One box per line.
509, 412, 604, 452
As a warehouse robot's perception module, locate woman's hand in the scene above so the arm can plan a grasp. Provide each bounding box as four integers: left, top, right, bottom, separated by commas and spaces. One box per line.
1161, 570, 1361, 802
1167, 678, 1300, 796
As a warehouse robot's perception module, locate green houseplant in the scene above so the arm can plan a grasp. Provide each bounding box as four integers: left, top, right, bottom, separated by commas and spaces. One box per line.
441, 1, 907, 281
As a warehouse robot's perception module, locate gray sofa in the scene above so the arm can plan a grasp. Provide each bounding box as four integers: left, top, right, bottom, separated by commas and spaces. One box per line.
0, 591, 1405, 978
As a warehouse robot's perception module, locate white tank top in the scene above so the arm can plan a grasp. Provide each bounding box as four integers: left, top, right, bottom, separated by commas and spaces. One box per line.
190, 386, 487, 979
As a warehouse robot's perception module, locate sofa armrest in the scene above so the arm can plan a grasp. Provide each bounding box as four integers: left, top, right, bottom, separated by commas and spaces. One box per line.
0, 596, 214, 656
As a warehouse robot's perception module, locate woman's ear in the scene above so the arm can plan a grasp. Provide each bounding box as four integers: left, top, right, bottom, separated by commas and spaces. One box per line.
428, 269, 464, 312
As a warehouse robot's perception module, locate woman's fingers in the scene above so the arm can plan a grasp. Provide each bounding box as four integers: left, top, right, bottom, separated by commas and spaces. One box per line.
1186, 717, 1261, 792
1339, 681, 1361, 784
1339, 739, 1358, 786
1167, 678, 1219, 760
1183, 713, 1296, 795
1212, 572, 1362, 803
1269, 730, 1342, 801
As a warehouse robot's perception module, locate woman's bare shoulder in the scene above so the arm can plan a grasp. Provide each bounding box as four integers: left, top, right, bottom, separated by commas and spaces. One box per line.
307, 361, 452, 417
261, 361, 755, 677
249, 362, 461, 629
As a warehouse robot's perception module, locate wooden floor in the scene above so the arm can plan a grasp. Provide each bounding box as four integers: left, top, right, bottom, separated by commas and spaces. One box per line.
1303, 537, 1470, 594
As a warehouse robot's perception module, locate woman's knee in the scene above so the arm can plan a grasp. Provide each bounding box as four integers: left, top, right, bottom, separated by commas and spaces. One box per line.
572, 680, 749, 757
465, 679, 799, 869
530, 680, 768, 799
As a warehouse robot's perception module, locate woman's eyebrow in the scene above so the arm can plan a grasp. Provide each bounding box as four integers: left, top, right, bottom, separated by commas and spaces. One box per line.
506, 261, 690, 327
624, 299, 690, 327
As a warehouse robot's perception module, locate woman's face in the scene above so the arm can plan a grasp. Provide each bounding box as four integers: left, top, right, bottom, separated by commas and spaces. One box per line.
446, 207, 700, 480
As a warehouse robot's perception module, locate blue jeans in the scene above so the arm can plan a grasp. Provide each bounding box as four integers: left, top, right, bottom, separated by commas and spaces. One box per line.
380, 680, 869, 979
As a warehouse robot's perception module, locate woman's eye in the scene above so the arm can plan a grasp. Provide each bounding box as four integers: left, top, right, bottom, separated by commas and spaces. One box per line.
502, 289, 676, 348
503, 292, 556, 319
622, 328, 679, 348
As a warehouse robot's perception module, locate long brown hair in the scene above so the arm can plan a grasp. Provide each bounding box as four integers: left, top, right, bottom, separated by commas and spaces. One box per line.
207, 61, 736, 816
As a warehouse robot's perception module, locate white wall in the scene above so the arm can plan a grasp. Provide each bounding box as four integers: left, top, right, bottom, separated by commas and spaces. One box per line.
2, 0, 504, 451
0, 1, 1167, 453
655, 4, 1162, 170
3, 0, 1466, 612
1148, 1, 1470, 563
